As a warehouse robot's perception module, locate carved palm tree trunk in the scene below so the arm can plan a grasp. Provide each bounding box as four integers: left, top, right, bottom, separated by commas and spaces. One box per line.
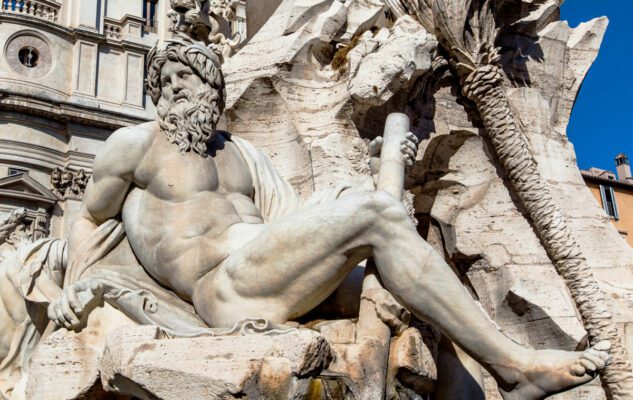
462, 61, 633, 399
391, 0, 633, 397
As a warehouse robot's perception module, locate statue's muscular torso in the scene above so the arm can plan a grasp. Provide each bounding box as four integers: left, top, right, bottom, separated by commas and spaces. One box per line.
87, 122, 266, 301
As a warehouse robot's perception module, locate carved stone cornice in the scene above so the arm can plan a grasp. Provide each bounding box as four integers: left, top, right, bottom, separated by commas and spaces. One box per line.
0, 173, 57, 207
0, 90, 150, 130
0, 138, 97, 173
0, 13, 153, 53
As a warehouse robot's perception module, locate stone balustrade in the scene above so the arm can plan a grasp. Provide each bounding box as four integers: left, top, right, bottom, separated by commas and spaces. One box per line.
105, 15, 147, 41
104, 19, 122, 40
0, 0, 60, 23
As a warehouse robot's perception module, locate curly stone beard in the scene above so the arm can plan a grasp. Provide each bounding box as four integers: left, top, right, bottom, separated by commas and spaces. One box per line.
157, 87, 221, 157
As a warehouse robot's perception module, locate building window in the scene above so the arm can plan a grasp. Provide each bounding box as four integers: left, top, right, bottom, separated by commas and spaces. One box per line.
599, 184, 619, 220
143, 0, 158, 32
231, 1, 247, 39
8, 167, 27, 176
18, 47, 39, 68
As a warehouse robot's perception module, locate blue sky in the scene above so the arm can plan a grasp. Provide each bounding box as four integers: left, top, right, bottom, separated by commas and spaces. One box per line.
560, 1, 633, 172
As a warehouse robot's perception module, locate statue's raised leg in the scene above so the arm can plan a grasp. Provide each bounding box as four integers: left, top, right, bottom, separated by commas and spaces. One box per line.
193, 190, 611, 400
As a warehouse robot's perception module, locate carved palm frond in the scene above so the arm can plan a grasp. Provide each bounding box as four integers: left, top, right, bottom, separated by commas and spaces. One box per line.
384, 0, 435, 32
431, 0, 500, 76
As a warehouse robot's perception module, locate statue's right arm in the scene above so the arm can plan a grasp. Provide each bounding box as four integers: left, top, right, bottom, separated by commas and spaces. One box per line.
51, 127, 151, 331
69, 127, 147, 254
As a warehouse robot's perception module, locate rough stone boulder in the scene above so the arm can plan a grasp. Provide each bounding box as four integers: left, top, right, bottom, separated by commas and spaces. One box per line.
26, 329, 103, 400
99, 326, 333, 400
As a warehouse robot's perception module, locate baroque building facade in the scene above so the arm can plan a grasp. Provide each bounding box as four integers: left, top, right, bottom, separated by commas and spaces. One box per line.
583, 153, 633, 247
0, 0, 247, 239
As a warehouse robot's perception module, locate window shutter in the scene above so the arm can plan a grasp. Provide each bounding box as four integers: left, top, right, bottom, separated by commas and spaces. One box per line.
599, 185, 609, 215
610, 186, 620, 220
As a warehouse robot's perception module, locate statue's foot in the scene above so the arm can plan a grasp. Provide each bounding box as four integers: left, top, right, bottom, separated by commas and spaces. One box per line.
498, 341, 611, 400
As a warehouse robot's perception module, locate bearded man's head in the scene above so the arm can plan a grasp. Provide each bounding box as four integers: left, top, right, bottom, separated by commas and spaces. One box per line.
147, 38, 226, 157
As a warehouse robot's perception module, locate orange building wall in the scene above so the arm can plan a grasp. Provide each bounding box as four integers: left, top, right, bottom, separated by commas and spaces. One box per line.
587, 183, 633, 247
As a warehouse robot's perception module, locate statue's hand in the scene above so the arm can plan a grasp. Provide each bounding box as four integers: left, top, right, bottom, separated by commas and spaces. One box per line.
368, 132, 419, 177
47, 280, 104, 332
368, 136, 384, 177
400, 132, 419, 170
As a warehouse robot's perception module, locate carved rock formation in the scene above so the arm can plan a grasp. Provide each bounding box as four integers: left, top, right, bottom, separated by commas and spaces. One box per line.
100, 326, 332, 400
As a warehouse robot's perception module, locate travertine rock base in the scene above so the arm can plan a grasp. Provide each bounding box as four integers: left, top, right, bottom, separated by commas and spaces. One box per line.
26, 330, 102, 400
100, 327, 332, 400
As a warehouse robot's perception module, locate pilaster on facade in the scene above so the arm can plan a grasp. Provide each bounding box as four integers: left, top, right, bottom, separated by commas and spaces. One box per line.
233, 0, 246, 39
0, 0, 162, 234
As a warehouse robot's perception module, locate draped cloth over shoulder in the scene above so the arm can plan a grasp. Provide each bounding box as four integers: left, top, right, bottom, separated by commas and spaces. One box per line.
62, 135, 348, 336
230, 135, 348, 221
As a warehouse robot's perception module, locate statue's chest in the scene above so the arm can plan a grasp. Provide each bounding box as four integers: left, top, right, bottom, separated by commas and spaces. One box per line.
138, 141, 253, 201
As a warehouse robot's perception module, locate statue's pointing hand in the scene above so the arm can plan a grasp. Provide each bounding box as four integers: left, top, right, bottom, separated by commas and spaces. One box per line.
369, 132, 419, 178
47, 280, 104, 332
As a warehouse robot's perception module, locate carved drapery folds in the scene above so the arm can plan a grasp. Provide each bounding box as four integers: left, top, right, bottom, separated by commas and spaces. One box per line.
50, 167, 90, 200
383, 0, 633, 397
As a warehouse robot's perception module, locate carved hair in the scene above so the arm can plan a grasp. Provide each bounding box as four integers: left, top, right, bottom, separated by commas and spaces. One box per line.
147, 38, 226, 112
0, 208, 27, 246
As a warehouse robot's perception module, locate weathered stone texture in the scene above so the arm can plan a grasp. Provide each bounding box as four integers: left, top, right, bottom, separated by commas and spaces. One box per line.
26, 330, 102, 400
223, 0, 436, 196
411, 15, 632, 399
100, 327, 332, 400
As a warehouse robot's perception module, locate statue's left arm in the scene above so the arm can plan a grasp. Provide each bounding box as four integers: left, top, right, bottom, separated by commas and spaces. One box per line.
332, 132, 419, 197
232, 132, 418, 222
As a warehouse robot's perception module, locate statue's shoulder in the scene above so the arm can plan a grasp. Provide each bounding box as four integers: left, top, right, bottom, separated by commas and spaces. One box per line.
110, 121, 156, 144
94, 122, 157, 175
104, 122, 156, 155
